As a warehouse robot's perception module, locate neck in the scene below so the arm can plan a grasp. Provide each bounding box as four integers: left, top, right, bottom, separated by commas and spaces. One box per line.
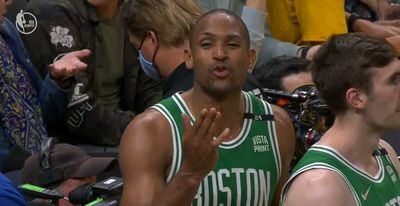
318, 112, 382, 173
95, 0, 119, 19
182, 88, 244, 140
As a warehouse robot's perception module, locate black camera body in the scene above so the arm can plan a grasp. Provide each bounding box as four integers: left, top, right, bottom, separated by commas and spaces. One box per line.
261, 85, 334, 146
69, 176, 123, 206
21, 176, 123, 206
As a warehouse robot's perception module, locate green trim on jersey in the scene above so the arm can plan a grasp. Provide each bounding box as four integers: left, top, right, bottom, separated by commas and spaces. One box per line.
151, 92, 281, 205
281, 145, 400, 206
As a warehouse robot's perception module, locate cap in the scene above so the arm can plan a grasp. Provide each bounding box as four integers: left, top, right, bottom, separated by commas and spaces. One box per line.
21, 143, 117, 187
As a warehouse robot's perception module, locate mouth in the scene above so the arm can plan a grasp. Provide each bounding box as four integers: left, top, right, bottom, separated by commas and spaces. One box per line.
211, 64, 230, 78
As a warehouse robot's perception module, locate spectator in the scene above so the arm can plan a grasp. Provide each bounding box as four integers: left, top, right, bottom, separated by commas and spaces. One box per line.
22, 0, 162, 146
119, 9, 295, 206
253, 56, 330, 169
0, 0, 89, 171
21, 141, 117, 206
281, 33, 400, 205
196, 0, 320, 67
123, 0, 260, 99
267, 0, 347, 45
253, 56, 312, 93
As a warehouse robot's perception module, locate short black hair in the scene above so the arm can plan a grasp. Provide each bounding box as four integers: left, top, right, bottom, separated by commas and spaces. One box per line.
189, 8, 250, 49
253, 56, 311, 91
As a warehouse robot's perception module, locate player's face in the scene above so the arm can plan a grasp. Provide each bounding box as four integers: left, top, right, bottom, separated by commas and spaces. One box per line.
363, 58, 400, 131
186, 13, 254, 98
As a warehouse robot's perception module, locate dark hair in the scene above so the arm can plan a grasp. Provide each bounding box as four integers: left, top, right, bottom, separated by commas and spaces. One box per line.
253, 56, 311, 91
311, 33, 397, 114
189, 8, 250, 50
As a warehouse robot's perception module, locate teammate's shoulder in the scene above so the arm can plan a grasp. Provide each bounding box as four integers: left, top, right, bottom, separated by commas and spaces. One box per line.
285, 168, 352, 205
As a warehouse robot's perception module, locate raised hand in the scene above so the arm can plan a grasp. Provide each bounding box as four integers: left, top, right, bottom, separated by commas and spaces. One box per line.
180, 108, 231, 180
49, 49, 91, 81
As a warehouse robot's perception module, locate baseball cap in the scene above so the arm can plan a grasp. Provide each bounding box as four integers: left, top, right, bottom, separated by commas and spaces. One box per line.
20, 143, 117, 187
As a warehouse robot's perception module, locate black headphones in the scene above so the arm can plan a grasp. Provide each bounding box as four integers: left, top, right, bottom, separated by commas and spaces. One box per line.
37, 138, 63, 186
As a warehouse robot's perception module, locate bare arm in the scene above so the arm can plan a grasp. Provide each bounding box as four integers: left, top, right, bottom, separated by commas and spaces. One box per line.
119, 108, 230, 206
270, 105, 295, 206
283, 169, 356, 206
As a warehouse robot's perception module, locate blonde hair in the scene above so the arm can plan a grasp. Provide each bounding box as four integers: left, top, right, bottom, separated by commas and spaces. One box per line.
123, 0, 202, 47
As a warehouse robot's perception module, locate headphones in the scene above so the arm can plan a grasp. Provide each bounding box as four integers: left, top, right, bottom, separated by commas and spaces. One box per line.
37, 137, 64, 186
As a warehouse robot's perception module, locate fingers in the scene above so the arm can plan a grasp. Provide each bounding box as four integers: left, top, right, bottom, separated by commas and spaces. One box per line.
68, 49, 91, 59
196, 108, 218, 140
211, 128, 231, 147
181, 108, 230, 147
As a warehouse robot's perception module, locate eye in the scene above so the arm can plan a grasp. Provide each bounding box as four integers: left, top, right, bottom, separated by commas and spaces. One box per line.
227, 41, 240, 48
389, 74, 400, 85
200, 41, 212, 49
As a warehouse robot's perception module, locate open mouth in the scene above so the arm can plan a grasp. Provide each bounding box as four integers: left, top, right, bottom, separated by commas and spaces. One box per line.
211, 64, 229, 78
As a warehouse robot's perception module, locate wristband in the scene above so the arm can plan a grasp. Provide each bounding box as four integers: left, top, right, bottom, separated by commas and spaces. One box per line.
347, 13, 362, 33
299, 46, 310, 59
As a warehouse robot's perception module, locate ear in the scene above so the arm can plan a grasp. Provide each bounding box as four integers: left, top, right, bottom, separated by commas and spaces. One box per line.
247, 49, 256, 70
346, 88, 367, 111
184, 49, 193, 69
147, 31, 159, 45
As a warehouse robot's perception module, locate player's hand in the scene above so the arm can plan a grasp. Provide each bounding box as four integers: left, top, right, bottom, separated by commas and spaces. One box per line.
180, 108, 231, 180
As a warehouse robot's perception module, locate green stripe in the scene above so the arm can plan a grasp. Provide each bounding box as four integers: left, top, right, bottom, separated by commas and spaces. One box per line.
310, 146, 384, 182
261, 99, 281, 178
151, 104, 182, 182
173, 94, 195, 123
220, 92, 252, 149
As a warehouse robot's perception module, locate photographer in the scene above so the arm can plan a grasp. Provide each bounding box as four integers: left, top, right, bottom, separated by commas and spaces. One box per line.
253, 56, 332, 167
20, 143, 117, 206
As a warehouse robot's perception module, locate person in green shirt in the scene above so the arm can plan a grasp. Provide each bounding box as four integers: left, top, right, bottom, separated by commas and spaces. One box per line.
281, 33, 400, 206
119, 7, 295, 206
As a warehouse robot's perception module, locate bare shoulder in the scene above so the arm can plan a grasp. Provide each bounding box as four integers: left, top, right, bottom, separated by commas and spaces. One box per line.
270, 104, 295, 157
270, 104, 292, 127
119, 108, 172, 167
119, 110, 174, 205
283, 169, 355, 206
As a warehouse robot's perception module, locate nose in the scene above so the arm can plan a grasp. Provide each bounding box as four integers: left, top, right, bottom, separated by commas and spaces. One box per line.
212, 43, 227, 61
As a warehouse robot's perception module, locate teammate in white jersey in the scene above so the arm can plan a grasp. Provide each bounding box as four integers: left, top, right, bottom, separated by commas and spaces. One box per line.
119, 6, 295, 206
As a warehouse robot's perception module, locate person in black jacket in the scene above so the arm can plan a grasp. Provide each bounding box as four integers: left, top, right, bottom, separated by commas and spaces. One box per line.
21, 0, 162, 146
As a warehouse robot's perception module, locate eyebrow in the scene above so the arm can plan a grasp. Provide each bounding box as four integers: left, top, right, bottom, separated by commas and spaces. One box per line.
198, 32, 242, 39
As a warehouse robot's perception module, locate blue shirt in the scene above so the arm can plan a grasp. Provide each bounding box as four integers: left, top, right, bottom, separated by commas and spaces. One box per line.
0, 18, 71, 170
0, 173, 28, 206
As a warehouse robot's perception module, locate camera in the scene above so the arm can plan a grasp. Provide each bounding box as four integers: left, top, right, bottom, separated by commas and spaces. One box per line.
68, 176, 123, 206
260, 85, 334, 149
20, 176, 123, 206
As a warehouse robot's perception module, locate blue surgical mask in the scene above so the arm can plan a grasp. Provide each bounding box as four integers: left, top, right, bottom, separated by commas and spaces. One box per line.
138, 50, 160, 80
